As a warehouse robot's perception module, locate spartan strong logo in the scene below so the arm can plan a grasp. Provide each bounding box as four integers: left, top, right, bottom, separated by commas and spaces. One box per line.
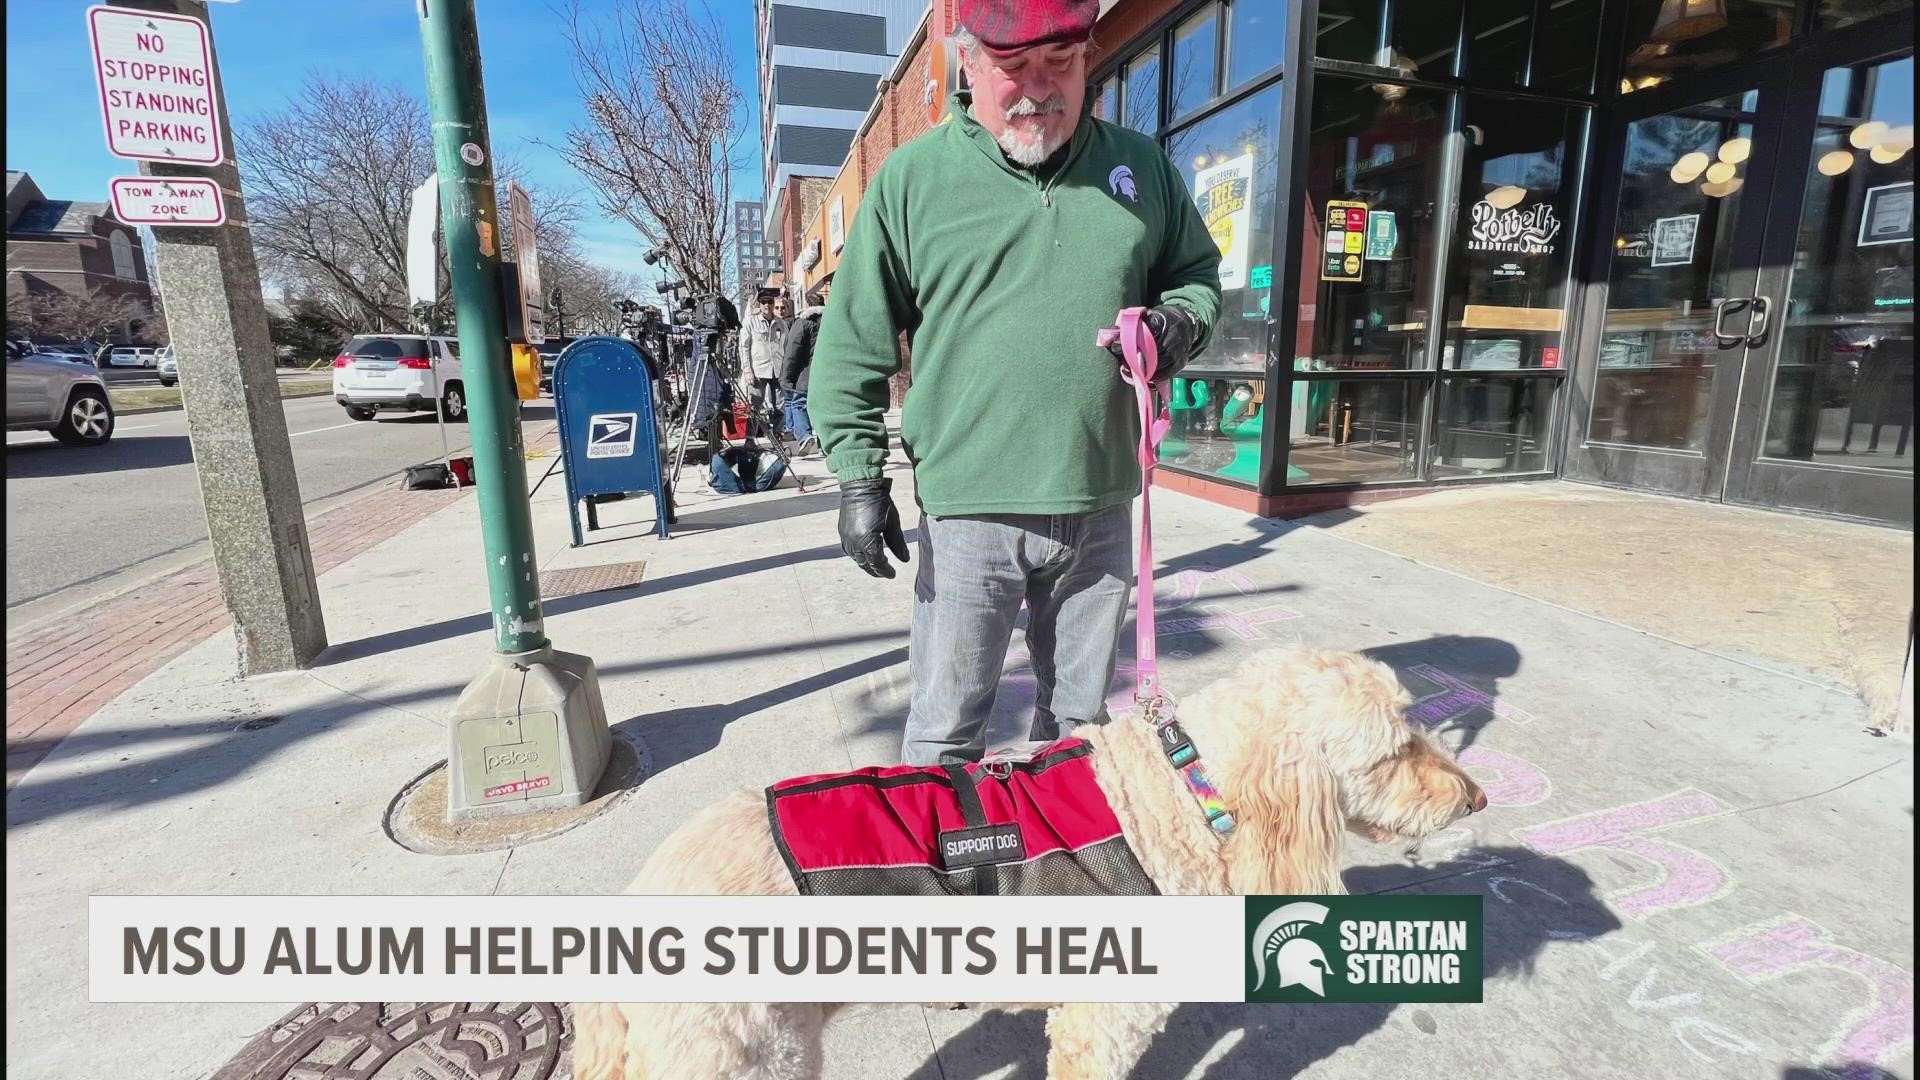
1250, 900, 1333, 996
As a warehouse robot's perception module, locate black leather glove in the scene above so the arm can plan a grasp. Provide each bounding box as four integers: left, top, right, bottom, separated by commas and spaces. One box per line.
839, 477, 910, 579
1108, 304, 1200, 381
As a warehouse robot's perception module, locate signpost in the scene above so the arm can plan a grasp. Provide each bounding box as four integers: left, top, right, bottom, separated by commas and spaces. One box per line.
90, 0, 326, 675
108, 175, 225, 226
418, 0, 609, 823
506, 181, 545, 344
406, 173, 439, 308
87, 5, 222, 164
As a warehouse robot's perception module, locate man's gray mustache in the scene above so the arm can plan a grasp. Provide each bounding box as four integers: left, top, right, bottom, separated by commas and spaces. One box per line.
1007, 95, 1066, 117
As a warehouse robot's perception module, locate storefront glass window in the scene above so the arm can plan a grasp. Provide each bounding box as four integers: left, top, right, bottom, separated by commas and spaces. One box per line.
1124, 47, 1162, 134
1444, 97, 1583, 370
1160, 85, 1283, 486
1163, 374, 1270, 485
1533, 0, 1602, 95
1431, 376, 1553, 476
1591, 93, 1758, 451
1762, 56, 1914, 472
1467, 0, 1531, 89
1619, 0, 1792, 94
1317, 0, 1463, 80
1227, 0, 1286, 89
1288, 377, 1421, 484
1171, 7, 1221, 121
1097, 76, 1118, 122
1169, 84, 1282, 376
1297, 77, 1451, 371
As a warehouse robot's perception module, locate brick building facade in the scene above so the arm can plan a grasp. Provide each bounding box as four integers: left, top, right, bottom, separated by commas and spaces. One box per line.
769, 0, 1916, 527
6, 170, 157, 345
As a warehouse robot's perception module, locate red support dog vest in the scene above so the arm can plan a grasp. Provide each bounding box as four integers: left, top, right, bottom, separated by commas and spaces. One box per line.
766, 739, 1158, 896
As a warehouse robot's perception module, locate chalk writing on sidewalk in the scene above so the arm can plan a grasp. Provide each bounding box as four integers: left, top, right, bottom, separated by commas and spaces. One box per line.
1405, 663, 1536, 729
1703, 915, 1915, 1078
1516, 790, 1736, 920
1539, 928, 1770, 1066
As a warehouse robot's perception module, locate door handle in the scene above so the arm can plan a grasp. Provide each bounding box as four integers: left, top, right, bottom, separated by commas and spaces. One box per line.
1712, 297, 1750, 349
1744, 296, 1771, 348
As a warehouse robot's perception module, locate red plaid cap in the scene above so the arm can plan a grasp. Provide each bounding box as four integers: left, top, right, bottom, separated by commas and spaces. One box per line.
957, 0, 1098, 55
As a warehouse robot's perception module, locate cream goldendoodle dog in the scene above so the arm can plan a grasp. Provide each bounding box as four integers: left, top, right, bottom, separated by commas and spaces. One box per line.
574, 647, 1487, 1080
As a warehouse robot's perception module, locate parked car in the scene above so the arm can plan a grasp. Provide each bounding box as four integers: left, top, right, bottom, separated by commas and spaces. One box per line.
331, 333, 466, 422
156, 345, 178, 387
5, 341, 115, 445
103, 345, 159, 368
32, 343, 96, 363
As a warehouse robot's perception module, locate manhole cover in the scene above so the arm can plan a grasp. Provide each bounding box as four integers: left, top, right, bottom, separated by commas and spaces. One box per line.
210, 1000, 570, 1080
542, 561, 646, 600
384, 730, 650, 855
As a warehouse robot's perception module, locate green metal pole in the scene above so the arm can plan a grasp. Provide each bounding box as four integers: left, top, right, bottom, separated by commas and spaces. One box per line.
417, 0, 547, 655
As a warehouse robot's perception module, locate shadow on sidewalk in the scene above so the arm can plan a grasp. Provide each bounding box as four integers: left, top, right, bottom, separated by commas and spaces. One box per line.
915, 847, 1622, 1080
3, 696, 376, 832
313, 542, 847, 666
612, 646, 910, 778
4, 633, 915, 829
604, 487, 843, 537
4, 434, 196, 478
1363, 635, 1524, 753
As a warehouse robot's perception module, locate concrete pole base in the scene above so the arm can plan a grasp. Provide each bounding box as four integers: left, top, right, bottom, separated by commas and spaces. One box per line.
445, 644, 612, 823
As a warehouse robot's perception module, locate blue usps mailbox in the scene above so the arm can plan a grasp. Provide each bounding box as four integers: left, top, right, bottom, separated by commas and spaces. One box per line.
553, 336, 673, 544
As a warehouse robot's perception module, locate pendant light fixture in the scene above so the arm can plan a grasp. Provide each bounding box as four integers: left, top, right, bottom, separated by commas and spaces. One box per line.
1650, 0, 1729, 42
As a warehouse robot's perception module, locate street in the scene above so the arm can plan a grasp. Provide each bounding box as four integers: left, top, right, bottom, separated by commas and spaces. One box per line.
3, 394, 554, 609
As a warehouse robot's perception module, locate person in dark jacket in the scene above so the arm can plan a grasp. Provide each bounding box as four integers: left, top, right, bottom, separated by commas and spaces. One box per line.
780, 275, 830, 451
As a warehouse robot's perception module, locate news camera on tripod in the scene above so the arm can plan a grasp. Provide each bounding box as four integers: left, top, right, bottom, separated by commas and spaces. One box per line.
630, 249, 792, 492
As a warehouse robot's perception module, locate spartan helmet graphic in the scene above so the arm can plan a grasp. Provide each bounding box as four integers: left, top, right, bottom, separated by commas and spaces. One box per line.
1108, 164, 1139, 203
1251, 901, 1334, 996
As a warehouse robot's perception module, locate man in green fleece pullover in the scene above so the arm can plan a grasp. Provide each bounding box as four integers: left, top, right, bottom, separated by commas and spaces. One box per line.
809, 0, 1222, 765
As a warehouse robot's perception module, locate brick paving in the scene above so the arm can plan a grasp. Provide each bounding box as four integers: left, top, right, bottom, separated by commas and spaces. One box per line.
4, 481, 470, 790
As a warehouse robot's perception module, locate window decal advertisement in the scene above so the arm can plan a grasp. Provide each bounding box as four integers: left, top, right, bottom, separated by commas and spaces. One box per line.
1194, 152, 1255, 289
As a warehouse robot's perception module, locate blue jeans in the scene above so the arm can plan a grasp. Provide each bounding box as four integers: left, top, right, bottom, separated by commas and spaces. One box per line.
783, 390, 813, 441
904, 504, 1134, 765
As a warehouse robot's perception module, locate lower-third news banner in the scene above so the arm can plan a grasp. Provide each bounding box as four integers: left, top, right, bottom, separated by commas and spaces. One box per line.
91, 895, 1482, 1004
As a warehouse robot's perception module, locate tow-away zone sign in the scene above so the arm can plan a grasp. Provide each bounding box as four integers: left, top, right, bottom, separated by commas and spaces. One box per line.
109, 177, 226, 226
87, 5, 223, 165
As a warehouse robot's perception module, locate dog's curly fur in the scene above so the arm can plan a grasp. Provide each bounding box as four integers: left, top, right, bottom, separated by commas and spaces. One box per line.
573, 647, 1486, 1080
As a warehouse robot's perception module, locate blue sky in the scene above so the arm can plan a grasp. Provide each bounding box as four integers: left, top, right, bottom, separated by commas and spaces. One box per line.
5, 1, 766, 283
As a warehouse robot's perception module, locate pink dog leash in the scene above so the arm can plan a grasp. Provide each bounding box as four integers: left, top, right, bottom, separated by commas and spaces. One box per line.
1100, 309, 1236, 836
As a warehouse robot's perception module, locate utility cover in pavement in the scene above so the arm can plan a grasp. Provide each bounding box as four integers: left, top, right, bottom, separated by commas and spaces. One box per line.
541, 560, 646, 600
209, 1000, 567, 1080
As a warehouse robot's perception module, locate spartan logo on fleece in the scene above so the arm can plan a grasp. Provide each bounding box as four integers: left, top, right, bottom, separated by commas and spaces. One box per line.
1245, 895, 1484, 1003
1108, 164, 1139, 203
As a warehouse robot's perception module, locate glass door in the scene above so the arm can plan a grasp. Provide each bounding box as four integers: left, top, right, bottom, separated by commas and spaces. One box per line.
1570, 81, 1785, 498
1724, 51, 1914, 523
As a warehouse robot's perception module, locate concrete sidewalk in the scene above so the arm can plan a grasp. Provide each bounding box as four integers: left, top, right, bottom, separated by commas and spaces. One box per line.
5, 434, 1913, 1080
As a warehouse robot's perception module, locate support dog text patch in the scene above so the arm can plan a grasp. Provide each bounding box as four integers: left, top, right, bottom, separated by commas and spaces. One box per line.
939, 824, 1027, 869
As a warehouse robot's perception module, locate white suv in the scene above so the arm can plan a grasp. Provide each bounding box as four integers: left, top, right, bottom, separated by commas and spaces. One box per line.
331, 334, 466, 421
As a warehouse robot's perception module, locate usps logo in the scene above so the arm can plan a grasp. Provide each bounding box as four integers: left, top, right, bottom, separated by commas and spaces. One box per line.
586, 412, 638, 459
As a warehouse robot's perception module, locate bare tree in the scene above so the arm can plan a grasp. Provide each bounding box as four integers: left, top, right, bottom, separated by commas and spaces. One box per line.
540, 245, 648, 335
5, 288, 149, 346
238, 76, 584, 332
550, 0, 744, 296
